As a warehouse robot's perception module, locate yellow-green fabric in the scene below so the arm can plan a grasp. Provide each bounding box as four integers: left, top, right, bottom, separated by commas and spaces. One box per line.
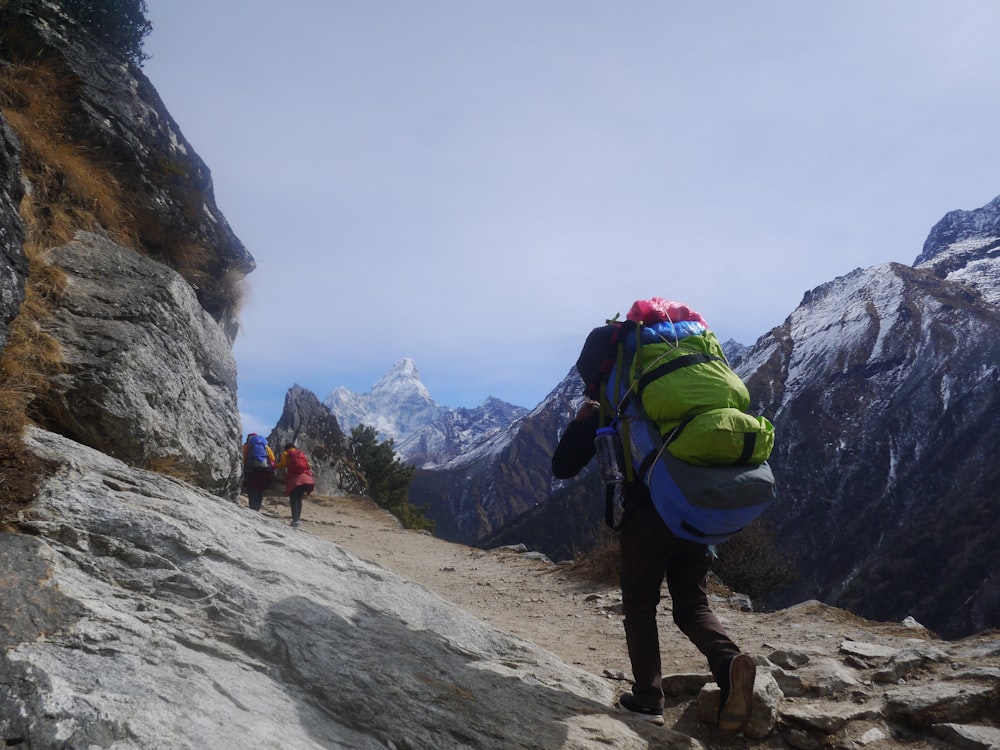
662, 408, 775, 466
632, 331, 749, 423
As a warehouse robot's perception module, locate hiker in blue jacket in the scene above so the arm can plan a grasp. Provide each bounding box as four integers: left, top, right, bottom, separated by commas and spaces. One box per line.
241, 433, 276, 512
552, 329, 756, 733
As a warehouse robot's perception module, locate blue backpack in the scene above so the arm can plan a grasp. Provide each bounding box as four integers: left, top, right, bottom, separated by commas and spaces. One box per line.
246, 434, 271, 470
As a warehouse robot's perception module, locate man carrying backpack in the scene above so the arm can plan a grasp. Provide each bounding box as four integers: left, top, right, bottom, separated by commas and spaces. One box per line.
552, 310, 757, 733
273, 443, 315, 528
241, 433, 275, 512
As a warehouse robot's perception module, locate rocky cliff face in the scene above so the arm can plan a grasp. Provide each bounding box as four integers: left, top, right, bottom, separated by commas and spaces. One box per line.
0, 1, 252, 496
0, 0, 253, 334
36, 232, 241, 493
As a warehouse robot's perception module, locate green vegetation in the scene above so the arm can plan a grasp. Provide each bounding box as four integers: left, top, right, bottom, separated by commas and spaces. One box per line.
59, 0, 152, 67
349, 425, 434, 532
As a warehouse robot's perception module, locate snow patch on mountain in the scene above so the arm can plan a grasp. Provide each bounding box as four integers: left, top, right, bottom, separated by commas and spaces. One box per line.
916, 235, 1000, 306
914, 194, 1000, 265
396, 397, 529, 469
779, 265, 902, 400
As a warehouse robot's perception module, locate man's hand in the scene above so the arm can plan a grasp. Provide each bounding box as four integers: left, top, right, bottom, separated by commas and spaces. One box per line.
574, 399, 600, 422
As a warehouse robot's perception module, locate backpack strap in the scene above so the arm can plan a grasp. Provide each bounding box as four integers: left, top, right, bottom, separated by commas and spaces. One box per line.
636, 352, 725, 394
735, 432, 758, 466
600, 337, 637, 484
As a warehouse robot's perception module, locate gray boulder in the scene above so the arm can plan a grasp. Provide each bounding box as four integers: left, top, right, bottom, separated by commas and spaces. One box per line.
39, 232, 240, 497
0, 428, 680, 750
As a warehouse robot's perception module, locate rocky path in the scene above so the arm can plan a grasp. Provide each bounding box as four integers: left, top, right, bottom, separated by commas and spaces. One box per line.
257, 492, 1000, 749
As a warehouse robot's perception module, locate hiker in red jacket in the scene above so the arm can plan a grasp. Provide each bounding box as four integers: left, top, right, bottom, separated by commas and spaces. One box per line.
273, 443, 315, 528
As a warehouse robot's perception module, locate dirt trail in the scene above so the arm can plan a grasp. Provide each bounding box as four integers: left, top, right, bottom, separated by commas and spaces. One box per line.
253, 492, 954, 744
259, 493, 638, 675
256, 493, 895, 678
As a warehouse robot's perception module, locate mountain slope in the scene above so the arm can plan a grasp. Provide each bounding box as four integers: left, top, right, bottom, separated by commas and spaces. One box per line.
407, 372, 580, 544
737, 199, 1000, 637
395, 396, 529, 468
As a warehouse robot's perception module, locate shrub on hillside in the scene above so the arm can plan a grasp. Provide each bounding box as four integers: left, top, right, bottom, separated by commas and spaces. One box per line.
568, 522, 619, 584
58, 0, 152, 67
349, 425, 433, 531
711, 519, 799, 601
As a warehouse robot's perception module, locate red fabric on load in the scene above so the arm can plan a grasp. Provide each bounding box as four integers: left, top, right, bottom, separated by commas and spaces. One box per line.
626, 298, 708, 328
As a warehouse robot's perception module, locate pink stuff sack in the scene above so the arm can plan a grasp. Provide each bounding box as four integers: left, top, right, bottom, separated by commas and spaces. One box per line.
626, 298, 709, 328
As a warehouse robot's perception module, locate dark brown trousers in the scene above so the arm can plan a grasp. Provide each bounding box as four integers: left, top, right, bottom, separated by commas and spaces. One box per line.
620, 501, 741, 709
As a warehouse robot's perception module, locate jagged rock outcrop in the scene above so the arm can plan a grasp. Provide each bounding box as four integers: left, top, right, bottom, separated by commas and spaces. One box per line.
0, 428, 675, 750
0, 0, 254, 337
914, 195, 1000, 307
683, 607, 1000, 747
0, 117, 25, 349
915, 194, 1000, 271
268, 384, 366, 497
37, 232, 241, 496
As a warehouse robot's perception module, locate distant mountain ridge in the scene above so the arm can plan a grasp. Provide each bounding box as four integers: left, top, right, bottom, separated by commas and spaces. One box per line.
396, 396, 530, 469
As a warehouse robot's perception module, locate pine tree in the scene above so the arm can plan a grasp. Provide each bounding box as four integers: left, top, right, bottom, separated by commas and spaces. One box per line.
349, 425, 433, 531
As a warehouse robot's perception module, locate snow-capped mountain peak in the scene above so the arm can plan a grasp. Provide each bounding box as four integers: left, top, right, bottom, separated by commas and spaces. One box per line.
323, 359, 526, 458
323, 358, 446, 442
371, 358, 430, 399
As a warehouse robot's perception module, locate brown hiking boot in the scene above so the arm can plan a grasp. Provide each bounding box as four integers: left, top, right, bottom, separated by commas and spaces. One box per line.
718, 653, 756, 733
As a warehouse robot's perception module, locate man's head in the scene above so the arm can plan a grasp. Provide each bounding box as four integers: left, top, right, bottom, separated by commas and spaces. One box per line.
576, 323, 622, 400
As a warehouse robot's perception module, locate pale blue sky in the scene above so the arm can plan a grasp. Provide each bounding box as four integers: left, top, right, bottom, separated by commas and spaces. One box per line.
143, 1, 1000, 436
